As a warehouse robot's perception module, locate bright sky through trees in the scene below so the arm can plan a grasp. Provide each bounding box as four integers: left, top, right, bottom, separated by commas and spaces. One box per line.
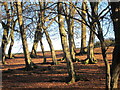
0, 1, 114, 54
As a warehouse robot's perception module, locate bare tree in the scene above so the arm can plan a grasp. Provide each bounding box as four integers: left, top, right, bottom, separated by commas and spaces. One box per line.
39, 2, 58, 65
83, 2, 98, 64
64, 2, 76, 62
30, 3, 46, 62
58, 2, 76, 83
16, 1, 36, 70
8, 2, 15, 59
1, 2, 11, 64
80, 1, 87, 54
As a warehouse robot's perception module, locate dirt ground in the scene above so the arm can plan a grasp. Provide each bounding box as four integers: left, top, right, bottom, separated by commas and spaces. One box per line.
2, 47, 120, 89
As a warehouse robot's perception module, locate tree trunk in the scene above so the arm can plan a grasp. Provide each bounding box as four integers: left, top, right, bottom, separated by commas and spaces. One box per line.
44, 30, 58, 65
100, 40, 111, 90
1, 2, 10, 64
8, 2, 15, 59
39, 2, 57, 65
96, 17, 111, 89
8, 27, 14, 59
66, 3, 76, 62
31, 30, 41, 58
16, 1, 36, 70
83, 2, 99, 64
58, 2, 75, 83
110, 2, 120, 89
80, 1, 87, 54
40, 38, 46, 63
86, 30, 96, 64
68, 22, 76, 62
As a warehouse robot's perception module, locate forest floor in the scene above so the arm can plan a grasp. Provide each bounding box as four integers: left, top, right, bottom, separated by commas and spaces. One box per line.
2, 46, 120, 89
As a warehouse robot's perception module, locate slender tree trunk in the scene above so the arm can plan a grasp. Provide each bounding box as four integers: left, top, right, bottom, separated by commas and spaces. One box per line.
31, 30, 40, 58
8, 2, 15, 59
39, 38, 46, 63
44, 30, 57, 65
39, 2, 57, 65
110, 2, 120, 89
96, 19, 111, 89
68, 22, 76, 62
111, 46, 120, 89
100, 40, 111, 90
58, 2, 75, 83
83, 2, 98, 64
1, 2, 10, 64
16, 1, 36, 70
86, 30, 96, 64
8, 27, 14, 59
31, 2, 45, 58
80, 1, 87, 54
67, 3, 76, 62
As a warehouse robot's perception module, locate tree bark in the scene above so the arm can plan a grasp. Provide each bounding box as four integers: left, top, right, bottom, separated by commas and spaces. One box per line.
110, 2, 120, 89
65, 3, 76, 62
87, 30, 96, 63
1, 2, 10, 64
44, 30, 57, 65
58, 2, 75, 83
31, 30, 41, 58
16, 1, 36, 70
8, 2, 15, 59
39, 2, 57, 65
84, 2, 98, 64
40, 38, 46, 63
8, 26, 14, 59
96, 17, 111, 89
80, 1, 87, 54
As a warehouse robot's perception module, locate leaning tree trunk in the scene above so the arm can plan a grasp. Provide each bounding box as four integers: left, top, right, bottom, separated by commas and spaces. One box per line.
39, 37, 46, 63
58, 2, 75, 83
110, 2, 120, 89
1, 2, 10, 64
31, 30, 41, 58
67, 3, 76, 62
83, 2, 98, 64
39, 2, 57, 65
96, 23, 111, 89
44, 30, 58, 65
96, 16, 111, 89
85, 30, 96, 64
16, 1, 36, 70
80, 1, 87, 54
8, 2, 15, 59
8, 26, 14, 59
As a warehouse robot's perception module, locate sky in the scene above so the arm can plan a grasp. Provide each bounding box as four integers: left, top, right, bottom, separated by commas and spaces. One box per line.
0, 1, 115, 54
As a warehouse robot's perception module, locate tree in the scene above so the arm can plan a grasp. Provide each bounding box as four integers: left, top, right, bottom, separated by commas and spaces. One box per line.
64, 2, 76, 62
58, 2, 76, 83
30, 2, 46, 62
80, 1, 87, 54
8, 2, 15, 59
1, 2, 11, 64
88, 2, 111, 89
70, 1, 112, 88
83, 2, 98, 64
110, 1, 120, 89
30, 28, 43, 58
39, 2, 58, 65
16, 1, 36, 70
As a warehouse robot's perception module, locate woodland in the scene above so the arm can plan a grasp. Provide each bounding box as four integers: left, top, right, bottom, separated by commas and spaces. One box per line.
0, 0, 120, 89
